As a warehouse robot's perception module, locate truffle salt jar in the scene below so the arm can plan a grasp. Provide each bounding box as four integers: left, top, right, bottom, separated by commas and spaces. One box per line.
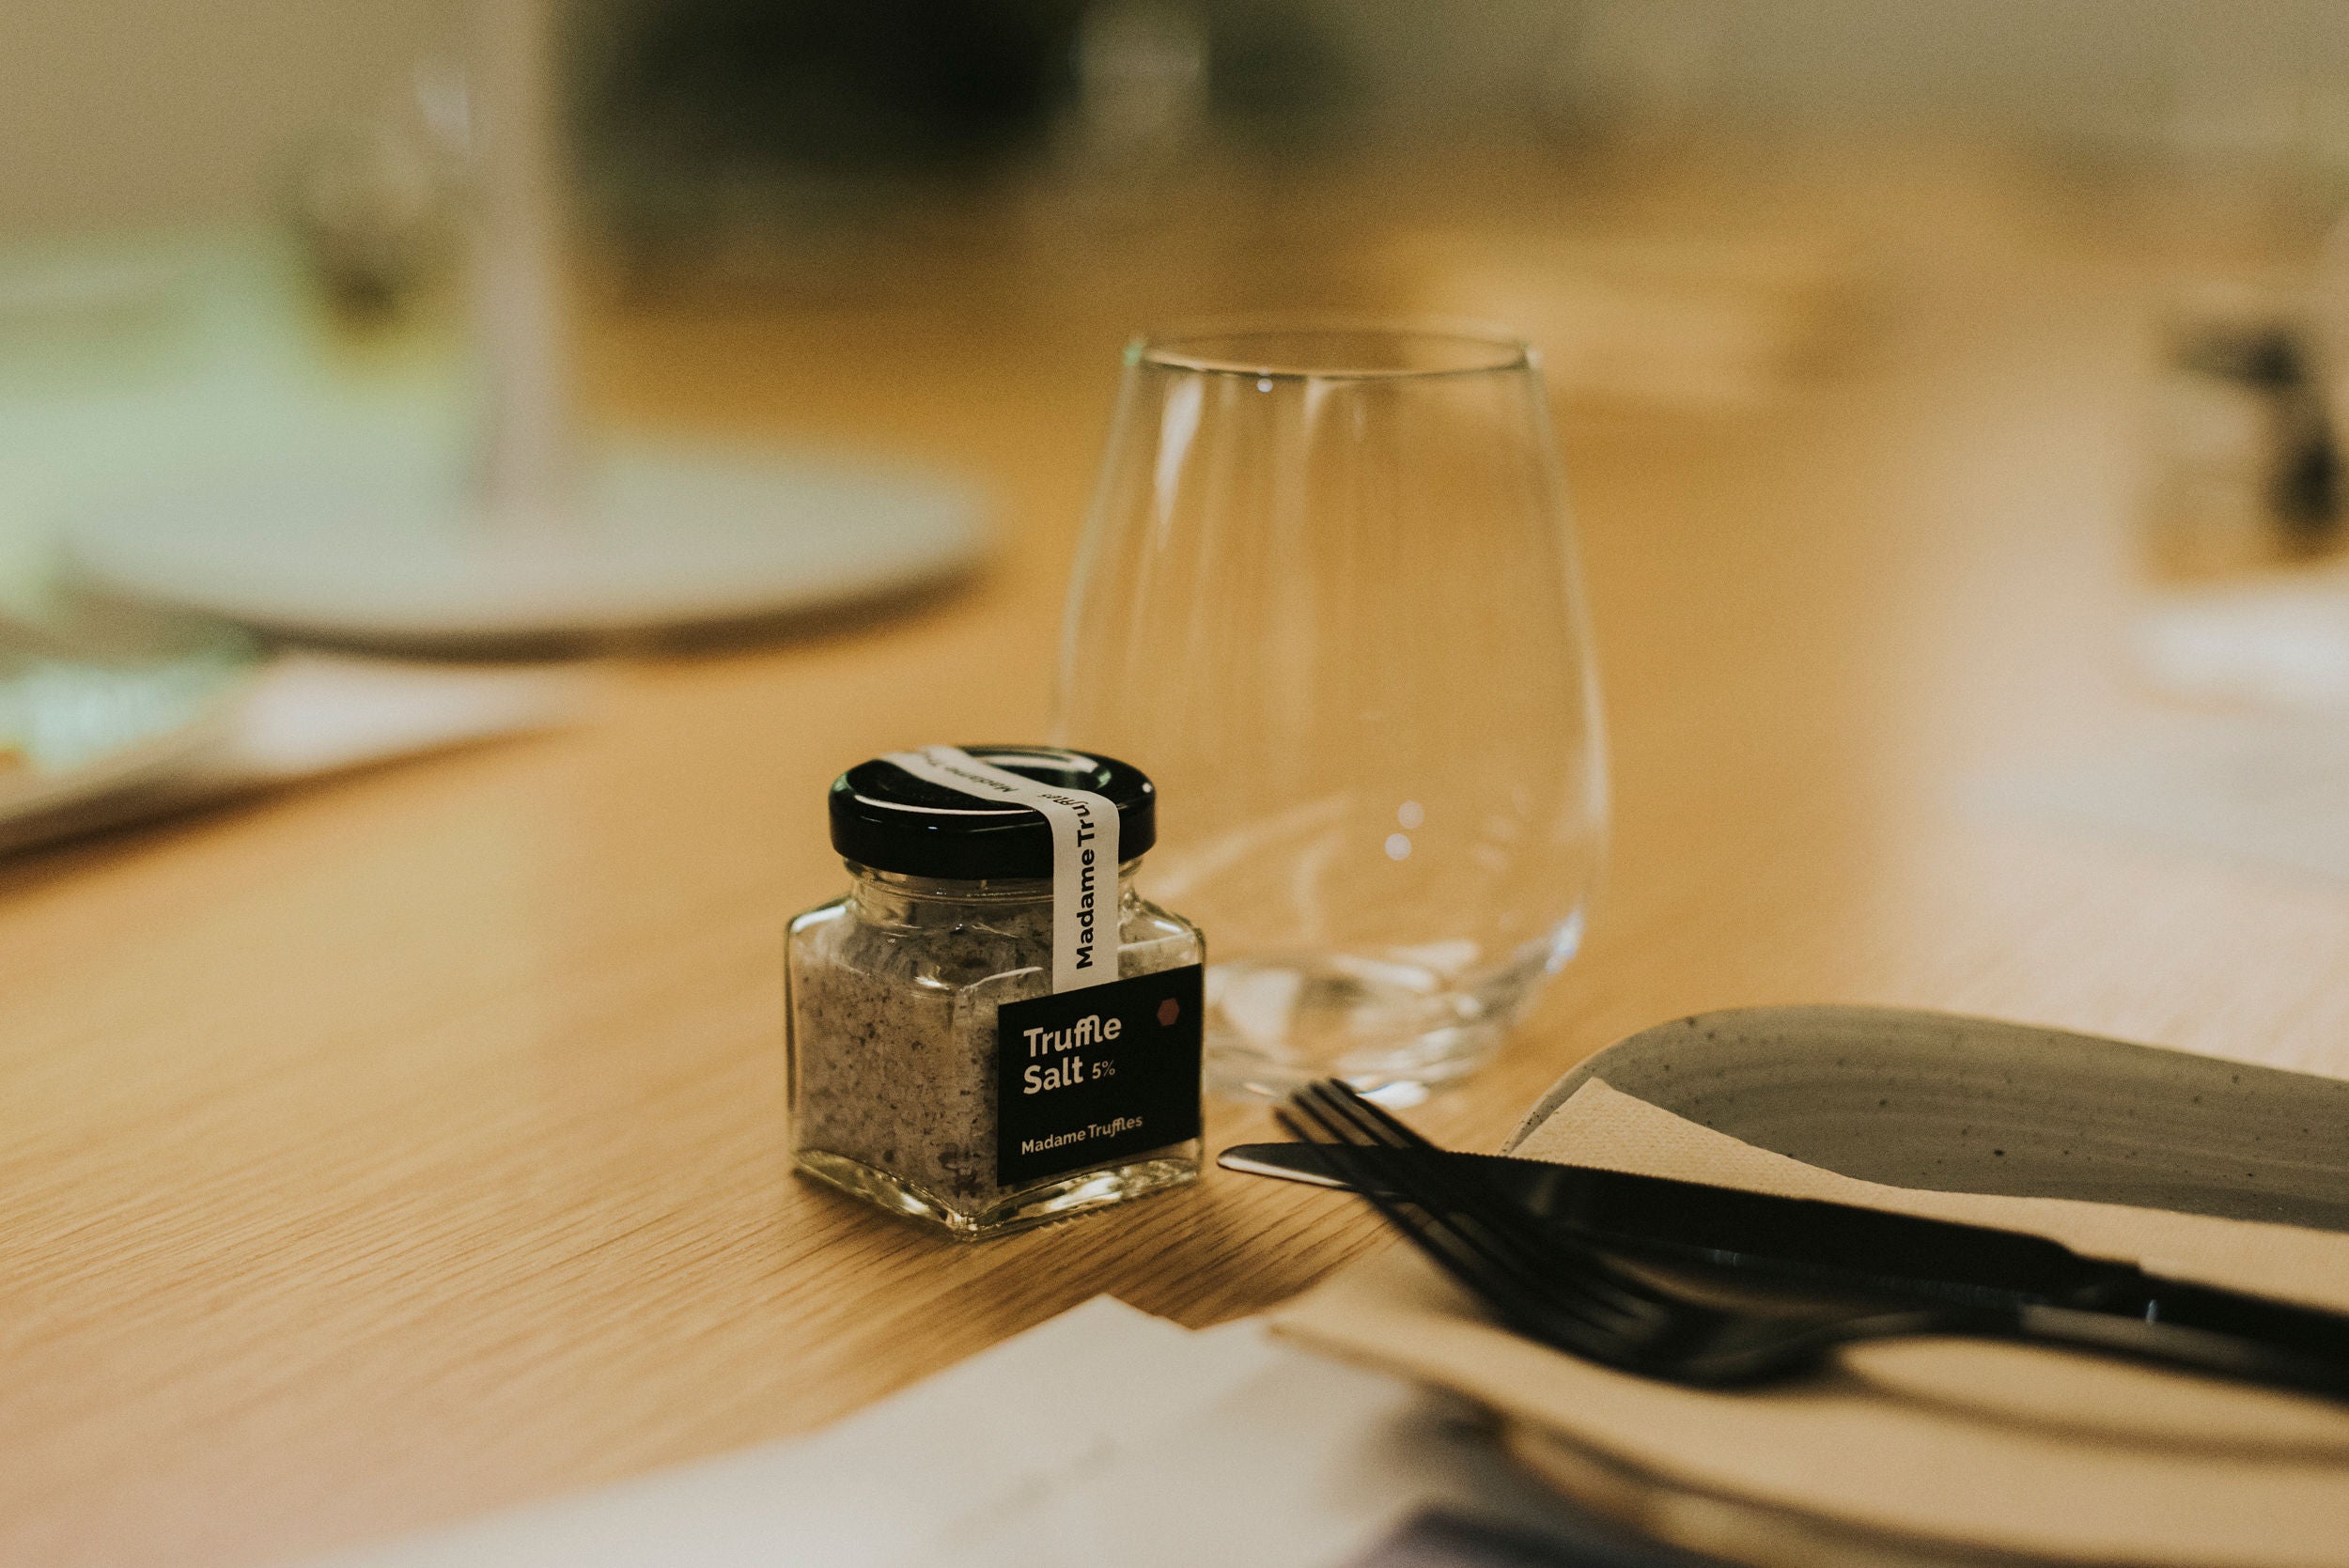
787, 744, 1205, 1238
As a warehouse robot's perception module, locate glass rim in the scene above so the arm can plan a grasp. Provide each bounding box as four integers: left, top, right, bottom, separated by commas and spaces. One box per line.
1130, 318, 1535, 381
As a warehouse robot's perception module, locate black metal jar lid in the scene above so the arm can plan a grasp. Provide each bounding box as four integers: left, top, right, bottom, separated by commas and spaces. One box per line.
828, 745, 1158, 879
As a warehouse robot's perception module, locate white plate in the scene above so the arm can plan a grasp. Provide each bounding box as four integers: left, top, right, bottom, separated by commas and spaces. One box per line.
68, 442, 987, 653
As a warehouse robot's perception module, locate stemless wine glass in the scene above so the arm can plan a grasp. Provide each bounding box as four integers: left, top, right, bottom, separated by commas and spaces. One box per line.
1051, 323, 1607, 1099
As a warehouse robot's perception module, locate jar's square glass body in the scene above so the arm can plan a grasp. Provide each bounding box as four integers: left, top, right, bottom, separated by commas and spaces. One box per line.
786, 862, 1204, 1239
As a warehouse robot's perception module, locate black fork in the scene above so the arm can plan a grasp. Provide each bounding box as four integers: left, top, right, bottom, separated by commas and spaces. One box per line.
1279, 1080, 2349, 1397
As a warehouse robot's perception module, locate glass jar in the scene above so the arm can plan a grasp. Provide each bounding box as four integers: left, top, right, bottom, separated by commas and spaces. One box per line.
787, 746, 1206, 1239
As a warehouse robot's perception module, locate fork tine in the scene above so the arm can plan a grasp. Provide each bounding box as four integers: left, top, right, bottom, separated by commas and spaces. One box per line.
1276, 1099, 1588, 1343
1283, 1094, 1655, 1346
1322, 1082, 1445, 1150
1321, 1081, 1572, 1214
1297, 1082, 1533, 1234
1295, 1081, 1680, 1332
1283, 1086, 1660, 1340
1296, 1081, 1572, 1260
1281, 1089, 1556, 1298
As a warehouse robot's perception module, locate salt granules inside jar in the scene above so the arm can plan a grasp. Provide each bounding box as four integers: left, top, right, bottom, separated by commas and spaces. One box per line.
786, 745, 1205, 1238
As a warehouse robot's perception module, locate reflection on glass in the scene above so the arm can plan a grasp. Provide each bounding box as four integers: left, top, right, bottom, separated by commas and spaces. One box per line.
1053, 324, 1606, 1099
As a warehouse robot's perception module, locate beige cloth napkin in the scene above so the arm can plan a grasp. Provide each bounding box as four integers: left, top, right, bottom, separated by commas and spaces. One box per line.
1273, 1079, 2349, 1568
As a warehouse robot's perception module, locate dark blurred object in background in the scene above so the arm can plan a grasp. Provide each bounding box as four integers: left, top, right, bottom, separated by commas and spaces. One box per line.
574, 0, 1348, 295
2149, 294, 2347, 582
594, 0, 1081, 178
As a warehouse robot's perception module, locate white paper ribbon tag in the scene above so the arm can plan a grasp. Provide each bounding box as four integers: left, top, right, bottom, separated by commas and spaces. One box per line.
883, 745, 1121, 992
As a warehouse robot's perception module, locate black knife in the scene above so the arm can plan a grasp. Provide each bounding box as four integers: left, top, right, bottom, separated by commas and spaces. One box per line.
1221, 1141, 2349, 1359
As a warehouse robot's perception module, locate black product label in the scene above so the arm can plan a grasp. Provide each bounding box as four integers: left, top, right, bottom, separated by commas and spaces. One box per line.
995, 964, 1205, 1187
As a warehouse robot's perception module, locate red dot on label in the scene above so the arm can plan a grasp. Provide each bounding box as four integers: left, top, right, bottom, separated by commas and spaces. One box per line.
1157, 999, 1181, 1027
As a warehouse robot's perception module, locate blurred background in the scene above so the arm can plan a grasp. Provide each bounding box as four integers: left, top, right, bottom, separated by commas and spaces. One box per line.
8, 0, 2348, 426
10, 0, 2349, 849
9, 0, 2348, 410
9, 0, 2349, 238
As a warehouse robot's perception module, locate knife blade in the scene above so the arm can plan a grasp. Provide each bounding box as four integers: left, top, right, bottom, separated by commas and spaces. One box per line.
1221, 1141, 2349, 1358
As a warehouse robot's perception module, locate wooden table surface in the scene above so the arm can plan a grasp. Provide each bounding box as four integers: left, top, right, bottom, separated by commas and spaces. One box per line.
6, 147, 2347, 1567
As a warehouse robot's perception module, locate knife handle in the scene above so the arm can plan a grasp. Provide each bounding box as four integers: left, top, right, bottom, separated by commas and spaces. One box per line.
1999, 1303, 2349, 1401
2072, 1276, 2349, 1362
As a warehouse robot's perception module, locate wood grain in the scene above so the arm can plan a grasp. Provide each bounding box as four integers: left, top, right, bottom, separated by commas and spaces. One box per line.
3, 147, 2344, 1567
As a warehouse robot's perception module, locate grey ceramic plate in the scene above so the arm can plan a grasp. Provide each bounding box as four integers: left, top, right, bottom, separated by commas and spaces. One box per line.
1504, 1004, 2349, 1232
1493, 1004, 2349, 1567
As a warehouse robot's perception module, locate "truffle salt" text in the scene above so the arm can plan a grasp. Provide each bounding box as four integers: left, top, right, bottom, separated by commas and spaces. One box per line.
1019, 1009, 1122, 1094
